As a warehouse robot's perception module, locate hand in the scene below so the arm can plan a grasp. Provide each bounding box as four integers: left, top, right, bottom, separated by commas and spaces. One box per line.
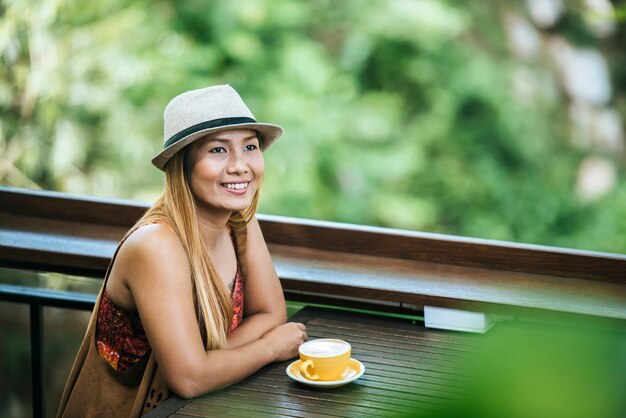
261, 322, 307, 362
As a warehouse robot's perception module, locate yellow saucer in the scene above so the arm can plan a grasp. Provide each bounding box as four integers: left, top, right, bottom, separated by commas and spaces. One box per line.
286, 358, 365, 388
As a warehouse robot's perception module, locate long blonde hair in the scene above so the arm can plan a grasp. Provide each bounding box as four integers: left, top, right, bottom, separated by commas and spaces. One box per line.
135, 151, 258, 350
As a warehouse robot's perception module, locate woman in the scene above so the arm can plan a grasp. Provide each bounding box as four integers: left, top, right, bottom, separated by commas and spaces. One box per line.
58, 85, 307, 417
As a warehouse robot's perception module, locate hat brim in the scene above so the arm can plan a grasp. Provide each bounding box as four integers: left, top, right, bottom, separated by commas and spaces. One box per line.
151, 122, 283, 171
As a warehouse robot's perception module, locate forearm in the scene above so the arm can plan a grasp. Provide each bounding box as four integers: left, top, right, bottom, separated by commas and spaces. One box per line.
166, 321, 306, 399
172, 337, 274, 398
227, 309, 287, 349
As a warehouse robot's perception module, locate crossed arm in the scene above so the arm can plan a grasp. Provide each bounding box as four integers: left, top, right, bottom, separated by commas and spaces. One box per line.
108, 218, 306, 399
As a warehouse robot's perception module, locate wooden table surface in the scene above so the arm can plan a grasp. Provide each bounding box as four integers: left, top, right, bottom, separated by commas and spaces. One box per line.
145, 307, 479, 418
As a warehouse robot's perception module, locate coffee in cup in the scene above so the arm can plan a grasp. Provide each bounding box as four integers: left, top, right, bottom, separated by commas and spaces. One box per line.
299, 339, 351, 381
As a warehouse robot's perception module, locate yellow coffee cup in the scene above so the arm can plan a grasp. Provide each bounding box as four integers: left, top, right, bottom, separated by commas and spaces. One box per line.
299, 339, 351, 381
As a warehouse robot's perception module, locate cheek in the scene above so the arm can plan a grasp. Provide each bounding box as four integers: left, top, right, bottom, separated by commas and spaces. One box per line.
189, 162, 220, 193
188, 172, 203, 199
251, 155, 265, 178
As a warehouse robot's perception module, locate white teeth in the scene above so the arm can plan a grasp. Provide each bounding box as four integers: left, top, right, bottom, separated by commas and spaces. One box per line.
225, 182, 248, 190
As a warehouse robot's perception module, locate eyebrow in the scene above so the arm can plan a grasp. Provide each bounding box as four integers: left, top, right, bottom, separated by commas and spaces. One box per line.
206, 134, 259, 144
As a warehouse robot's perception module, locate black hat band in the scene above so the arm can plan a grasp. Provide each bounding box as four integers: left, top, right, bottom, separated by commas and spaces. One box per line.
163, 116, 257, 149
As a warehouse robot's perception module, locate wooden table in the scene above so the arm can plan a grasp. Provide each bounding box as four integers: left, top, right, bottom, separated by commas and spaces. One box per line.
146, 307, 478, 417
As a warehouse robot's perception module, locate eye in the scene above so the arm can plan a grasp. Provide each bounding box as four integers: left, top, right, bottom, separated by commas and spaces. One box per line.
244, 144, 258, 151
209, 146, 226, 153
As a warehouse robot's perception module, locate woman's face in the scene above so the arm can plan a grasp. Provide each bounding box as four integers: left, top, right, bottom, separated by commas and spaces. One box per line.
186, 129, 264, 218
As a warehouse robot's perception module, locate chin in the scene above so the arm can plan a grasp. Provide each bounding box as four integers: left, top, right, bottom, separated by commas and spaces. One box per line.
225, 198, 254, 213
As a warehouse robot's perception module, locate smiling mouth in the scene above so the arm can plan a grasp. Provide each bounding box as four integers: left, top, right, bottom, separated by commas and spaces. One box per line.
222, 182, 249, 190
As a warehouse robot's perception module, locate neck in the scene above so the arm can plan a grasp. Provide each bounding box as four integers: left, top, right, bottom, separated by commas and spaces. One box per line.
195, 205, 232, 250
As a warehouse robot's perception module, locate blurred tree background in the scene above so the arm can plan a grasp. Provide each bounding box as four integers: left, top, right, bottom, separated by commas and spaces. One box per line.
1, 0, 625, 253
1, 1, 626, 416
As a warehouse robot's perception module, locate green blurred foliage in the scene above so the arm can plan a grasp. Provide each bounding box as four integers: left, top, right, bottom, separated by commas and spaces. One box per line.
392, 319, 626, 418
1, 0, 625, 253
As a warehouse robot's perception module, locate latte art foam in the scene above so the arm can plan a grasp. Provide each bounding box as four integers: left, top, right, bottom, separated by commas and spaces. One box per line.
300, 339, 350, 357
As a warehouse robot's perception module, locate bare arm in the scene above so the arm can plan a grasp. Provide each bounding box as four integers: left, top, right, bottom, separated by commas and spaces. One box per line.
117, 224, 306, 399
226, 217, 288, 349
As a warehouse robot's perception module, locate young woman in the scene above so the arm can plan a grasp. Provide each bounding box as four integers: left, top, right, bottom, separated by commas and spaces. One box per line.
58, 85, 307, 417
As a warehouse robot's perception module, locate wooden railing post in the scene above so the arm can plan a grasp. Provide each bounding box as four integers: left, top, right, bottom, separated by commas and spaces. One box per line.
30, 302, 45, 418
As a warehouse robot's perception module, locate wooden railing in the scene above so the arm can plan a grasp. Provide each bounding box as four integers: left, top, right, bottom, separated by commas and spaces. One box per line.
2, 186, 625, 321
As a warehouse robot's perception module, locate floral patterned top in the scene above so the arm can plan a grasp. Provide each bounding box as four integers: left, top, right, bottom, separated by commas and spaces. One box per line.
96, 230, 245, 372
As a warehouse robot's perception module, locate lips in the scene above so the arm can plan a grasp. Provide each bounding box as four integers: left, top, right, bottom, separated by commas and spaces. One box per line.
221, 182, 249, 191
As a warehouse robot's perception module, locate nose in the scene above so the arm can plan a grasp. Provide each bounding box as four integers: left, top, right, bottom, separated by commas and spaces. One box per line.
226, 150, 249, 174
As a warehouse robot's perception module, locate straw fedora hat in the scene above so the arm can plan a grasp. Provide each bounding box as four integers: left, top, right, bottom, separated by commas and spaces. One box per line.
151, 84, 283, 170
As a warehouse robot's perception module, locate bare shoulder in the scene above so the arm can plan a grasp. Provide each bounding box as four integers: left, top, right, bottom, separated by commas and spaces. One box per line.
122, 223, 184, 255
106, 223, 189, 309
246, 216, 265, 241
243, 216, 273, 264
117, 223, 189, 284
